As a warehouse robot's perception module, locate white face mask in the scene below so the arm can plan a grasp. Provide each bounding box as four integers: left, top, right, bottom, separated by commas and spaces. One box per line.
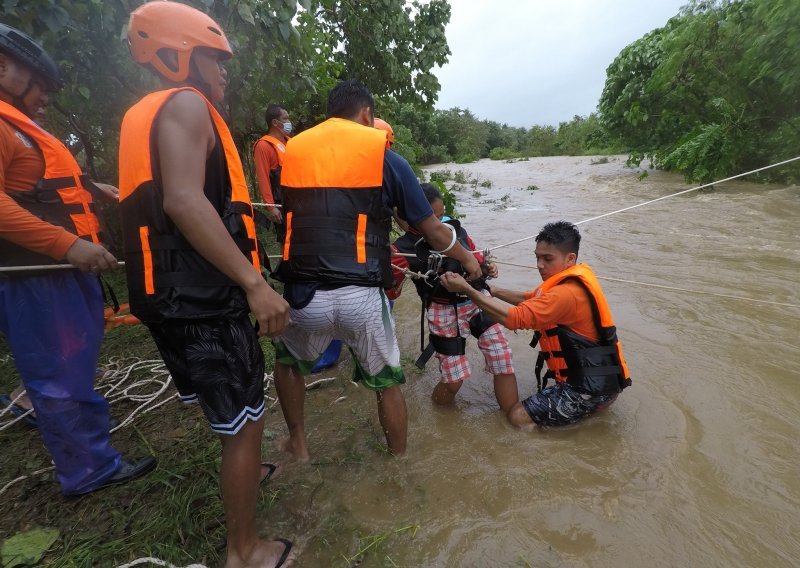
282, 121, 293, 134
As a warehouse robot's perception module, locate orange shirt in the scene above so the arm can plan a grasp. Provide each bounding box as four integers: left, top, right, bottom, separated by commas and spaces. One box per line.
504, 279, 599, 342
0, 118, 77, 259
253, 138, 281, 203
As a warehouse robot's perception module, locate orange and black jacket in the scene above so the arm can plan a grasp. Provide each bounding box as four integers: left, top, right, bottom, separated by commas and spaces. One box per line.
277, 117, 393, 287
531, 264, 631, 396
118, 88, 260, 323
0, 100, 103, 267
255, 134, 285, 204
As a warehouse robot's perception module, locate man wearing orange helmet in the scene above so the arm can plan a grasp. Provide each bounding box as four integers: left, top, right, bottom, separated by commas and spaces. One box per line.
120, 3, 294, 567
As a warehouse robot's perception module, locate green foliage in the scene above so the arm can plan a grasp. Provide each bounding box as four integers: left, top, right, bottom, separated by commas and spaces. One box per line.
312, 0, 451, 108
489, 147, 521, 160
3, 0, 453, 184
429, 169, 452, 183
599, 0, 800, 182
431, 180, 458, 218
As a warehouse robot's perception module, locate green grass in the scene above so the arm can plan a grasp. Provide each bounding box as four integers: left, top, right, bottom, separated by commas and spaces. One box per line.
0, 242, 408, 566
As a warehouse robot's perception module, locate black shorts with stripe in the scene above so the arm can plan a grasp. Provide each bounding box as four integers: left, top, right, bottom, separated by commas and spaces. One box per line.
146, 316, 265, 435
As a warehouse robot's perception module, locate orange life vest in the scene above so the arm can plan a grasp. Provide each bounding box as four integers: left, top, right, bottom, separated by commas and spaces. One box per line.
255, 134, 285, 204
118, 87, 260, 322
531, 264, 631, 395
277, 117, 392, 287
0, 100, 103, 267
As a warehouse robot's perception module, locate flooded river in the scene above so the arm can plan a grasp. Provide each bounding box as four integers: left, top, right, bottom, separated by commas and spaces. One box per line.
272, 155, 800, 567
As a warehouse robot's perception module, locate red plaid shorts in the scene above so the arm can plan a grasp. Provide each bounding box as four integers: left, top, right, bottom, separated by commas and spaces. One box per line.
426, 295, 514, 383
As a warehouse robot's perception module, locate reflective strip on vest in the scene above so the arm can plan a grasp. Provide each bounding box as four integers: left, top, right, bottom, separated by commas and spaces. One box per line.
139, 226, 154, 295
356, 213, 367, 263
283, 211, 293, 261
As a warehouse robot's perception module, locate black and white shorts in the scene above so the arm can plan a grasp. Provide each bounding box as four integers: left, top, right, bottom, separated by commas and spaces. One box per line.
147, 316, 265, 435
521, 382, 617, 427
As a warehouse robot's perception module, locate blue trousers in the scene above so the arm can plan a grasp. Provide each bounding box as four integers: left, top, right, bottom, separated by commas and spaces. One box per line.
0, 271, 120, 495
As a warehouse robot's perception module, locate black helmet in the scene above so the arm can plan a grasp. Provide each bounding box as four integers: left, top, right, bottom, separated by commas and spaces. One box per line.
0, 23, 62, 91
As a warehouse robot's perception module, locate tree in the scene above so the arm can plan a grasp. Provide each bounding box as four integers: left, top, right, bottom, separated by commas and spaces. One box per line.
307, 0, 452, 108
599, 0, 800, 182
3, 0, 454, 182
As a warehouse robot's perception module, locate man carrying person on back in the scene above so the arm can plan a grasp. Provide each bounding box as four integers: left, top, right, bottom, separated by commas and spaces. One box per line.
439, 221, 631, 429
120, 3, 294, 567
0, 23, 155, 495
272, 79, 482, 460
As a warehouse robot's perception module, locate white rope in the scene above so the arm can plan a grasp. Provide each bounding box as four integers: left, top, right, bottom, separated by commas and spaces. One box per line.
0, 466, 55, 497
252, 202, 282, 208
390, 263, 430, 281
0, 256, 287, 273
116, 557, 209, 568
487, 155, 800, 252
493, 260, 800, 309
0, 390, 33, 431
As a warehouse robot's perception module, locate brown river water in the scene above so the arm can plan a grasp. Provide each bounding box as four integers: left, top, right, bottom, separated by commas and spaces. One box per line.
274, 155, 800, 567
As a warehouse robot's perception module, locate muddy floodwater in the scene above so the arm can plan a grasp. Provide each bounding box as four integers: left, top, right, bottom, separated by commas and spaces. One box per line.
272, 155, 800, 567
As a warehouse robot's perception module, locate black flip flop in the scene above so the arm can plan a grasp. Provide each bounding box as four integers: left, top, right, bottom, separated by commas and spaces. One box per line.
273, 538, 293, 568
260, 462, 279, 485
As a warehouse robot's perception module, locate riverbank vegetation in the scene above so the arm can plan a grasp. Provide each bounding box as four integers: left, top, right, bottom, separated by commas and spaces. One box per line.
599, 0, 800, 183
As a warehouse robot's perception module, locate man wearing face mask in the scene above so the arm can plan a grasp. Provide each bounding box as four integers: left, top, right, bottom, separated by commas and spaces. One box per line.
0, 23, 155, 495
254, 104, 291, 243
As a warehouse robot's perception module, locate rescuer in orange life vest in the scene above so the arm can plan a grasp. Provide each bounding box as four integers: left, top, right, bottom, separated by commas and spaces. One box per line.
119, 3, 294, 567
0, 23, 156, 495
272, 79, 482, 461
439, 221, 631, 429
253, 103, 290, 242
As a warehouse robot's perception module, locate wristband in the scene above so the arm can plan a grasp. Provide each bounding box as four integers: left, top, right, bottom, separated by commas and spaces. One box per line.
432, 222, 458, 254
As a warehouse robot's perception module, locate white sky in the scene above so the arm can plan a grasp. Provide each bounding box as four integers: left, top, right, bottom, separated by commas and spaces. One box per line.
434, 0, 688, 127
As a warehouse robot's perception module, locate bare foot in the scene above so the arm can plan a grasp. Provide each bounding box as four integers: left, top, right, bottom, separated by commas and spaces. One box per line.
277, 436, 310, 464
225, 538, 296, 568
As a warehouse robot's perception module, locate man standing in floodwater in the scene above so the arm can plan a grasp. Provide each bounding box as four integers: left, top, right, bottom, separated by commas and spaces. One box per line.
272, 79, 482, 459
439, 221, 631, 429
119, 3, 294, 567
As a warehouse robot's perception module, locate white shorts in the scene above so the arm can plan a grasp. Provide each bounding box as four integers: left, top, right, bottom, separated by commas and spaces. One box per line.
273, 286, 404, 390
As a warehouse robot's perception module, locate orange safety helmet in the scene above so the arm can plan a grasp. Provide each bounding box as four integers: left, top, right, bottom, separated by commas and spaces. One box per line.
127, 1, 232, 83
374, 118, 395, 146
